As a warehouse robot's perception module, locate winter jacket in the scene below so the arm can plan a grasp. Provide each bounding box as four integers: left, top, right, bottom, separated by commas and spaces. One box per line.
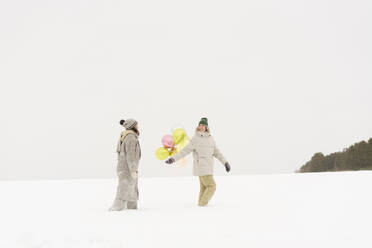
171, 131, 227, 176
115, 130, 141, 201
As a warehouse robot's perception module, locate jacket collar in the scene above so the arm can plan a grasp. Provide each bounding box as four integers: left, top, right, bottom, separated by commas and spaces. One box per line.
120, 130, 137, 142
195, 131, 211, 138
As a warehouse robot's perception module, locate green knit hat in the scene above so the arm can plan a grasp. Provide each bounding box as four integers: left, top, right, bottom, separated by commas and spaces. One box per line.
199, 117, 208, 126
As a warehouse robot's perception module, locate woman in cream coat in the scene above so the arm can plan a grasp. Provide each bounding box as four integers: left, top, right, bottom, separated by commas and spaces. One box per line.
165, 118, 230, 206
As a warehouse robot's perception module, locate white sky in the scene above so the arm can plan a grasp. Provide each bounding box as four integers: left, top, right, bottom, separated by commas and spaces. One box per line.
1, 0, 371, 180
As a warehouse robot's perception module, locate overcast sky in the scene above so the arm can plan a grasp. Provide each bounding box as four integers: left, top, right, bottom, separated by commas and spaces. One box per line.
1, 0, 371, 180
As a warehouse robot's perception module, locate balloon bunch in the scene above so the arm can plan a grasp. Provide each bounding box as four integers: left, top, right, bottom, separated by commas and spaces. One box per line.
155, 128, 190, 160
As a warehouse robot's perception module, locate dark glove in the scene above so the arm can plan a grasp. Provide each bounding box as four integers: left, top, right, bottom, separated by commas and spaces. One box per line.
224, 162, 231, 172
165, 158, 175, 164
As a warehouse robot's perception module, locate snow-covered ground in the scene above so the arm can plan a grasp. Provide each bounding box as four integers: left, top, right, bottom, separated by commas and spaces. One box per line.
1, 172, 371, 248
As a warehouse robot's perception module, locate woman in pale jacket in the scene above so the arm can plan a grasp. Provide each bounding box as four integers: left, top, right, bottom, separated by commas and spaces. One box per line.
165, 117, 231, 207
109, 118, 141, 211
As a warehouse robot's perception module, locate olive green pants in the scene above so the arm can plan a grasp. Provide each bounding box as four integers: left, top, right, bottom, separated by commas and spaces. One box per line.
198, 175, 216, 206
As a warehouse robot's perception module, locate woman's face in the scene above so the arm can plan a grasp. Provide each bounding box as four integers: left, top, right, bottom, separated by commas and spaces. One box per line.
197, 124, 207, 132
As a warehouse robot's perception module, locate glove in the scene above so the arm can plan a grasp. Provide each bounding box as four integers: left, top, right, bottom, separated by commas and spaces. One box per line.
165, 158, 175, 164
131, 171, 138, 180
224, 162, 231, 173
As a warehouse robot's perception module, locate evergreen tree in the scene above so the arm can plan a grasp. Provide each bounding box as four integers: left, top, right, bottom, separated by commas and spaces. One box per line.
299, 138, 372, 173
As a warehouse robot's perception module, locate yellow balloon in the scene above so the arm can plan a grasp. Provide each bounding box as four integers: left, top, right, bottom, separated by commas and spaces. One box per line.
155, 147, 170, 160
176, 146, 182, 154
172, 128, 187, 145
176, 138, 190, 153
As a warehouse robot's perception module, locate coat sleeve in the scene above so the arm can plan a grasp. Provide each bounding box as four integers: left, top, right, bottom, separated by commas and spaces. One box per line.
171, 139, 195, 162
116, 139, 121, 154
213, 140, 227, 165
125, 134, 139, 172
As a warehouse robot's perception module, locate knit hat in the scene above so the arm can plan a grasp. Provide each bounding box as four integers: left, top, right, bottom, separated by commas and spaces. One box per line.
120, 119, 138, 130
199, 117, 208, 126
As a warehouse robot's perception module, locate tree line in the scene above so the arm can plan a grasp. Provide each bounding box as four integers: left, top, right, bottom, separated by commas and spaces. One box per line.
298, 138, 372, 173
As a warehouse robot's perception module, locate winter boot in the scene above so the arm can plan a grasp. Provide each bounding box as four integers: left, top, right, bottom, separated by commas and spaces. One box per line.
127, 201, 138, 209
109, 199, 127, 211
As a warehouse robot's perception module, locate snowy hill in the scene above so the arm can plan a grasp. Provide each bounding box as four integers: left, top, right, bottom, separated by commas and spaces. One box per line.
1, 172, 371, 248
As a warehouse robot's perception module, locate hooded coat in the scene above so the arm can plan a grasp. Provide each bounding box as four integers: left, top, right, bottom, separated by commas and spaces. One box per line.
115, 130, 141, 202
171, 131, 227, 176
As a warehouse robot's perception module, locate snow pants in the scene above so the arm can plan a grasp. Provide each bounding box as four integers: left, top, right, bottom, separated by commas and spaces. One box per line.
198, 175, 216, 206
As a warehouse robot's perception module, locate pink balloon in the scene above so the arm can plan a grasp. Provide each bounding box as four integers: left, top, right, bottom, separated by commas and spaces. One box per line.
162, 135, 175, 148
